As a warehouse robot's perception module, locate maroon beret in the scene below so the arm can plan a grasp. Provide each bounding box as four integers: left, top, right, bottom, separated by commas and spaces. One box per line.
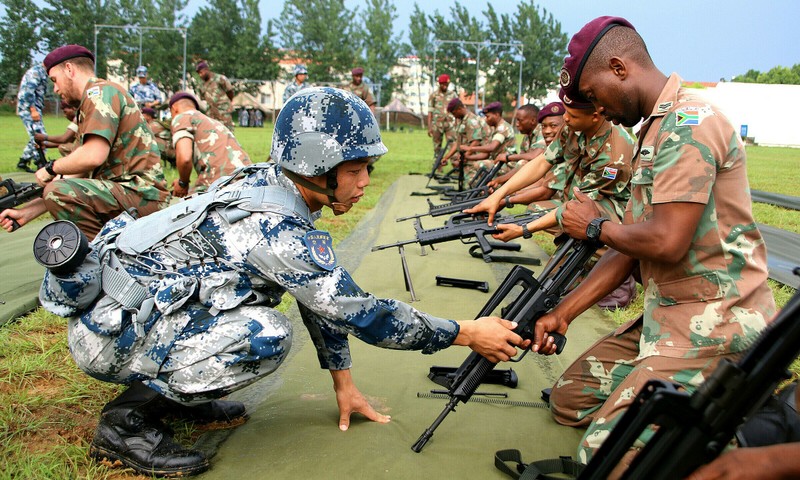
558, 88, 594, 110
438, 74, 450, 83
446, 98, 463, 113
43, 45, 95, 74
141, 107, 156, 116
481, 101, 503, 114
169, 92, 199, 109
560, 16, 635, 101
195, 61, 208, 72
537, 102, 565, 123
351, 67, 364, 75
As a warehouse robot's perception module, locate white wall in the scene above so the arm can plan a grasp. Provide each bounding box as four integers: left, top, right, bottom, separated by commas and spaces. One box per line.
688, 82, 800, 147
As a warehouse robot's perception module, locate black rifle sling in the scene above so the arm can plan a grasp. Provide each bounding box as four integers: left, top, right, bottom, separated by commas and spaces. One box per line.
495, 449, 584, 480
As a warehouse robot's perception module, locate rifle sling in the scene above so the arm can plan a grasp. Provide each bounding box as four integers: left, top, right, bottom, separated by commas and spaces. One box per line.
494, 449, 584, 480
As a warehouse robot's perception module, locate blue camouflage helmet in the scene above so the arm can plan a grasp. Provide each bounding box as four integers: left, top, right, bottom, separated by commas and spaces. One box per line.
293, 64, 308, 75
271, 87, 388, 177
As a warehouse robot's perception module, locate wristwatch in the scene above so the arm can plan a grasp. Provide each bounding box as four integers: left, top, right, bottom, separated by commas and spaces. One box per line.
178, 179, 189, 188
44, 160, 57, 176
505, 195, 514, 207
586, 217, 610, 242
521, 224, 532, 239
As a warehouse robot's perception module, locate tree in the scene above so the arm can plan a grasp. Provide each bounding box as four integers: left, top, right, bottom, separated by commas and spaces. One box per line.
484, 1, 568, 107
39, 0, 121, 79
275, 0, 359, 82
732, 65, 800, 85
108, 0, 189, 93
0, 0, 41, 95
360, 0, 403, 106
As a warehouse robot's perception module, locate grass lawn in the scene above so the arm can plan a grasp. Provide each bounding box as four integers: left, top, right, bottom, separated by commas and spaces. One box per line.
0, 111, 798, 478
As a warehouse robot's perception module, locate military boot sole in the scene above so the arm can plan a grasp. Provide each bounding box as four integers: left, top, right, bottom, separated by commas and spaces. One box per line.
89, 443, 210, 478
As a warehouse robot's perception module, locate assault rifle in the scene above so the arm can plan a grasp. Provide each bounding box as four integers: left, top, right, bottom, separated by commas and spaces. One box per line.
579, 269, 800, 479
396, 187, 496, 222
372, 211, 546, 263
423, 140, 455, 191
411, 238, 600, 452
0, 179, 43, 231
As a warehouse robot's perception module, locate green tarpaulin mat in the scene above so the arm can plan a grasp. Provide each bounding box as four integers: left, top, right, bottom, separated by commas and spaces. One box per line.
196, 175, 616, 479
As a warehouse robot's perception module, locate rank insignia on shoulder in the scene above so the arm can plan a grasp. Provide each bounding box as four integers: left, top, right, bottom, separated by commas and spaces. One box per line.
304, 230, 336, 271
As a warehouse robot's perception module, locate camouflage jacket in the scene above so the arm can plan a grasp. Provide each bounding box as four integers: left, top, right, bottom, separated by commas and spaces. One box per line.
455, 110, 488, 147
520, 124, 546, 153
428, 89, 457, 130
544, 121, 634, 221
486, 118, 516, 158
76, 78, 169, 202
283, 80, 311, 103
171, 109, 251, 191
129, 80, 164, 106
343, 81, 375, 107
17, 64, 48, 115
198, 73, 234, 123
51, 163, 459, 372
627, 73, 776, 359
148, 119, 174, 160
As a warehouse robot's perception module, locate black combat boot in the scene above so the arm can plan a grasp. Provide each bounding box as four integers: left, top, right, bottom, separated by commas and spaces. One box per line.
89, 382, 209, 477
16, 158, 34, 173
162, 396, 249, 427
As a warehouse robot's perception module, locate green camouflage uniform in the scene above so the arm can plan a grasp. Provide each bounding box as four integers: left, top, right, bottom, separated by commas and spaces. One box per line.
526, 122, 633, 228
198, 72, 235, 131
470, 118, 517, 177
343, 81, 375, 109
148, 119, 174, 164
171, 109, 252, 192
42, 78, 170, 239
549, 73, 777, 464
428, 89, 457, 158
455, 110, 488, 178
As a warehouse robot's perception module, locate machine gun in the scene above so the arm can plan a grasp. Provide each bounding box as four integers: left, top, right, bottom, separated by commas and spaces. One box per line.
0, 179, 43, 231
579, 270, 800, 480
372, 211, 546, 263
411, 238, 600, 452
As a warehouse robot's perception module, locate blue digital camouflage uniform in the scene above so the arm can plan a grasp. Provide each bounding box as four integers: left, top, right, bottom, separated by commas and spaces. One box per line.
42, 163, 459, 403
283, 80, 311, 104
17, 64, 49, 164
129, 80, 164, 108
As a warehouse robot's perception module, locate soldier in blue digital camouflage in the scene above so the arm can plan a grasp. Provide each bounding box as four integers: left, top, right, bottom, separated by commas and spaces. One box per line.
283, 64, 311, 104
38, 87, 525, 477
129, 66, 164, 111
16, 63, 50, 172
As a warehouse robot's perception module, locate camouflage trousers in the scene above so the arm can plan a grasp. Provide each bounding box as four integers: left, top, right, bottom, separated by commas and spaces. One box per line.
549, 317, 732, 464
431, 125, 455, 160
69, 301, 293, 405
42, 178, 169, 240
19, 113, 48, 163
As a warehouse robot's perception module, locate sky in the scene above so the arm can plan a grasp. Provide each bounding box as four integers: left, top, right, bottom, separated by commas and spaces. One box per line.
181, 0, 800, 83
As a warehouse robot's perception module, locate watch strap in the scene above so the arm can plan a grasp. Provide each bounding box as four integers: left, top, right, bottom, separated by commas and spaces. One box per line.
44, 160, 57, 176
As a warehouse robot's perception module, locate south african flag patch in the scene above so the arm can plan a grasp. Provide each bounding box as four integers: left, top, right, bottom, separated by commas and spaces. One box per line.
676, 109, 700, 126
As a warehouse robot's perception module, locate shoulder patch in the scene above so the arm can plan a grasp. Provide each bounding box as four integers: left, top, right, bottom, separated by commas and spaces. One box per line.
304, 230, 336, 271
87, 86, 101, 98
639, 146, 654, 161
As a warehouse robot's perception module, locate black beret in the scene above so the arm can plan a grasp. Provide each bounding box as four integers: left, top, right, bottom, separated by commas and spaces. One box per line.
43, 45, 95, 74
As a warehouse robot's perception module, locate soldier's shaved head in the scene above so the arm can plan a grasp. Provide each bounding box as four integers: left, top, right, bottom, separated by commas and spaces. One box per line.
582, 26, 654, 81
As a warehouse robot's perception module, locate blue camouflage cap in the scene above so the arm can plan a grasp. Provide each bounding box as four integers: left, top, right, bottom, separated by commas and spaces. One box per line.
294, 64, 308, 76
136, 65, 148, 77
271, 87, 387, 177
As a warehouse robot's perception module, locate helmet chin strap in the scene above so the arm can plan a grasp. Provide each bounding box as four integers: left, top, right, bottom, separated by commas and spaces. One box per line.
283, 168, 351, 216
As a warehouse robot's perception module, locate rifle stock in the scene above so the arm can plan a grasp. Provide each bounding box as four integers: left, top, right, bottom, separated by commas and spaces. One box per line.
579, 271, 800, 480
412, 238, 600, 452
